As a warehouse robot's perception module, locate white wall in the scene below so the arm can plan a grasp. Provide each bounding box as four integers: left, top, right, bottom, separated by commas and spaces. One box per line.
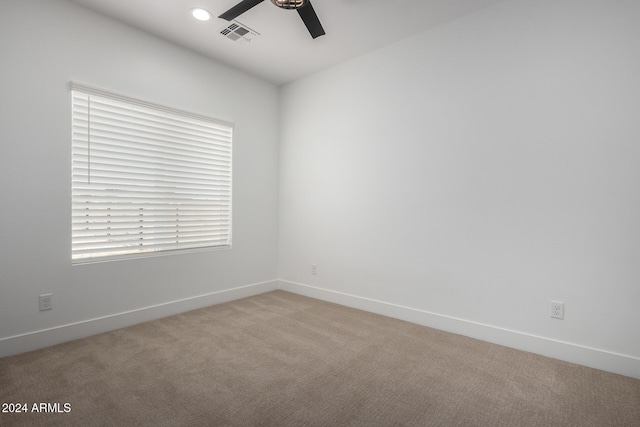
279, 0, 640, 377
0, 0, 279, 353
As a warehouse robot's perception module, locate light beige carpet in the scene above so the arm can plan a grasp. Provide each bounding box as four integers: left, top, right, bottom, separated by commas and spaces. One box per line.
1, 290, 639, 426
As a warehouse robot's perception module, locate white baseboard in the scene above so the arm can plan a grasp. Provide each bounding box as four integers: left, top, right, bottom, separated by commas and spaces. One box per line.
4, 278, 638, 380
277, 280, 640, 380
0, 280, 278, 358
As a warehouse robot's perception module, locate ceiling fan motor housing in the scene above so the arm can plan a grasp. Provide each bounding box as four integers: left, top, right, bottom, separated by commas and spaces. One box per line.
270, 0, 308, 9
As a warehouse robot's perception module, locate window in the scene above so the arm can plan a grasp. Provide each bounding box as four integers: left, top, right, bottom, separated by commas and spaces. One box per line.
71, 83, 232, 263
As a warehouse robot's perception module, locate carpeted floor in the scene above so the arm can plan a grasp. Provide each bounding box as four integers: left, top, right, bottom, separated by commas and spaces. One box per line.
1, 290, 639, 426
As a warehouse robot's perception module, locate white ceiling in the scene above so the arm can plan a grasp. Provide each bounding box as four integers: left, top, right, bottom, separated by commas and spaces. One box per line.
70, 0, 504, 85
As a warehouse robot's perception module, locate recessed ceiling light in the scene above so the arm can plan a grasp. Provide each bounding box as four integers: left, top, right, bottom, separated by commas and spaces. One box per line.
191, 8, 212, 21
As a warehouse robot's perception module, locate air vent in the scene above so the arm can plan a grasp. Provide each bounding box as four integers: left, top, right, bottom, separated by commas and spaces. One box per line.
220, 20, 259, 43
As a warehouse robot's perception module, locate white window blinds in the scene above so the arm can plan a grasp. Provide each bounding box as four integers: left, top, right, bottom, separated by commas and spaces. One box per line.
71, 83, 232, 262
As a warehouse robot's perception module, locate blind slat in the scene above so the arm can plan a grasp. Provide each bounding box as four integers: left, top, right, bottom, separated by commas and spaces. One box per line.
72, 231, 231, 247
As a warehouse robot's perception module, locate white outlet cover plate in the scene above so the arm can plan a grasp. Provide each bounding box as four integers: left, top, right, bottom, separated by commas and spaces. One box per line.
39, 294, 52, 311
551, 301, 564, 319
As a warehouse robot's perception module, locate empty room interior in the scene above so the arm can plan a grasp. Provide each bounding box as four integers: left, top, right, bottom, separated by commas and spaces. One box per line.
1, 0, 639, 425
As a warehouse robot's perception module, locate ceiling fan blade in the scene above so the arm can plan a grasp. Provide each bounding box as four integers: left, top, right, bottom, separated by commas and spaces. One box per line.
297, 1, 325, 39
219, 0, 265, 21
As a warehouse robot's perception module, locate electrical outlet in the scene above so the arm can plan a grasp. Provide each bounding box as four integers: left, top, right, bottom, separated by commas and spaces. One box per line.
39, 294, 52, 311
550, 301, 564, 319
311, 264, 318, 275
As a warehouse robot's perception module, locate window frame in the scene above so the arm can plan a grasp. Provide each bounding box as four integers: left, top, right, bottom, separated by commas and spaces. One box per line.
70, 82, 233, 264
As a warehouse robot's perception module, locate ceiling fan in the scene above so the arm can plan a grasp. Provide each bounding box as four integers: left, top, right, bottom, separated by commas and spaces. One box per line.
219, 0, 325, 39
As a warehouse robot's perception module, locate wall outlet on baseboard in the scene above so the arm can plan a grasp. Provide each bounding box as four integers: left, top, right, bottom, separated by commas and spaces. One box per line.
311, 264, 318, 275
39, 294, 53, 311
550, 300, 564, 319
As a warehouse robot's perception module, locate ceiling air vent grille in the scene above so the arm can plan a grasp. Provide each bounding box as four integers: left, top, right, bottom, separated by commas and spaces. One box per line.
220, 21, 259, 42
